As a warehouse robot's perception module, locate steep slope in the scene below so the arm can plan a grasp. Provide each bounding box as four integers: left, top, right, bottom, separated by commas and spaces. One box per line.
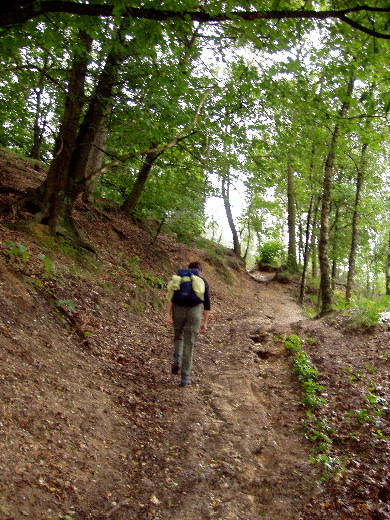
1, 150, 389, 520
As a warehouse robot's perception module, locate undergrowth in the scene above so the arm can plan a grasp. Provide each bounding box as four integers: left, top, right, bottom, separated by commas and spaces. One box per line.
284, 334, 344, 480
285, 333, 390, 484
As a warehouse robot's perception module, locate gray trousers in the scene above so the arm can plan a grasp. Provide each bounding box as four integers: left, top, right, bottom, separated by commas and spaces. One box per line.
172, 304, 202, 376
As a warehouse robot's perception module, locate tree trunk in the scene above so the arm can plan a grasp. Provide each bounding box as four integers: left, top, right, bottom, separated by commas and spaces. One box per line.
29, 55, 50, 162
319, 150, 336, 314
35, 30, 93, 235
65, 34, 125, 208
331, 259, 337, 291
287, 152, 298, 271
82, 123, 109, 203
222, 175, 240, 256
30, 89, 44, 161
386, 230, 390, 296
346, 142, 367, 304
311, 198, 320, 278
331, 204, 340, 291
318, 73, 355, 315
243, 217, 252, 263
121, 152, 161, 216
40, 26, 126, 245
299, 194, 314, 304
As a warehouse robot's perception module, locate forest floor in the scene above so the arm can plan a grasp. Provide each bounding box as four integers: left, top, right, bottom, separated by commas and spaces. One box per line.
0, 148, 390, 520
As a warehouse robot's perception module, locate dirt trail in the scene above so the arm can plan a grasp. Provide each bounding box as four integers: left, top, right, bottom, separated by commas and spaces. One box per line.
1, 154, 389, 520
152, 279, 315, 520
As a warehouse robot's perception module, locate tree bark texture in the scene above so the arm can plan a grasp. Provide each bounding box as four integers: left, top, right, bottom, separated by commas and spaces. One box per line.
346, 142, 367, 303
65, 32, 126, 207
41, 30, 92, 236
299, 194, 314, 304
386, 230, 390, 296
331, 204, 340, 291
222, 175, 240, 256
121, 152, 161, 216
41, 26, 125, 244
82, 124, 108, 204
287, 152, 298, 271
318, 74, 355, 315
311, 198, 320, 279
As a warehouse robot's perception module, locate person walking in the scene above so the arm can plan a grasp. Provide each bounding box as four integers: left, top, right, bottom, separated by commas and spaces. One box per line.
166, 261, 210, 387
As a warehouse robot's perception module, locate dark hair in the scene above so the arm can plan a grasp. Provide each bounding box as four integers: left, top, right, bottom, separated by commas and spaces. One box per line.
188, 261, 202, 271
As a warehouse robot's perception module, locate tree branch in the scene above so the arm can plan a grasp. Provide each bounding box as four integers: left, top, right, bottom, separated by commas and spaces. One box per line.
139, 132, 195, 156
1, 2, 390, 38
140, 86, 214, 155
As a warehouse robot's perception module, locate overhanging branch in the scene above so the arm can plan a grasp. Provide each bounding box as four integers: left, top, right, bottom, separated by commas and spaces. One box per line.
1, 2, 390, 39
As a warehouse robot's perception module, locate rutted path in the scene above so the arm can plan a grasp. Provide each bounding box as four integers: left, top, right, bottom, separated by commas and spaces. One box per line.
1, 158, 389, 520
155, 278, 316, 520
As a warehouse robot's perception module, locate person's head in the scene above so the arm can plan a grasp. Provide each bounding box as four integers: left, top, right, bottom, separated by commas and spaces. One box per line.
188, 261, 202, 272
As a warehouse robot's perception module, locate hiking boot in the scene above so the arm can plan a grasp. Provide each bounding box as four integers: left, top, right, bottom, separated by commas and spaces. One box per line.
171, 354, 181, 375
171, 362, 180, 375
180, 375, 191, 387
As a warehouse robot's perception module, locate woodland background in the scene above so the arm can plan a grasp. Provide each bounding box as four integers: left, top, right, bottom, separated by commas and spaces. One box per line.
1, 0, 390, 315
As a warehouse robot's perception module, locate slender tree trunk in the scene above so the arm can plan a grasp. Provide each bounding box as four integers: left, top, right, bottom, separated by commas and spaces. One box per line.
287, 152, 298, 271
386, 230, 390, 296
331, 259, 337, 291
319, 150, 336, 313
222, 175, 240, 256
151, 215, 167, 244
299, 194, 314, 304
318, 73, 355, 315
121, 152, 161, 216
299, 143, 317, 304
120, 88, 211, 216
243, 217, 252, 263
372, 251, 380, 298
30, 55, 49, 161
311, 199, 320, 278
30, 89, 44, 161
365, 259, 371, 297
346, 143, 367, 303
331, 204, 340, 291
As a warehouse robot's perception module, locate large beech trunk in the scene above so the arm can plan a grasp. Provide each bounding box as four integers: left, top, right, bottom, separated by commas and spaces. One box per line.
27, 27, 125, 248
39, 30, 92, 237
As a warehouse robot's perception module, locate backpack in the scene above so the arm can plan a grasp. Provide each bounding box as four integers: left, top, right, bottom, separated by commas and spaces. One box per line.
167, 268, 205, 306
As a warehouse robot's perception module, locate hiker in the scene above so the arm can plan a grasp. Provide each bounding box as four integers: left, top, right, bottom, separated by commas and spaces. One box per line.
166, 261, 210, 387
